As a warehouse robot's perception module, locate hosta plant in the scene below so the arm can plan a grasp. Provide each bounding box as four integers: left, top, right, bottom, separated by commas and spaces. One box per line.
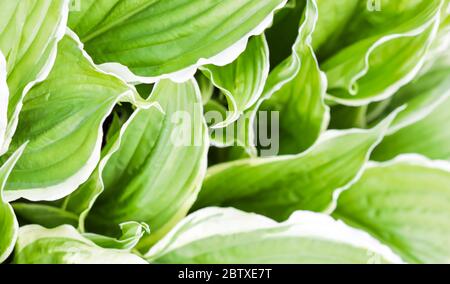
0, 0, 450, 264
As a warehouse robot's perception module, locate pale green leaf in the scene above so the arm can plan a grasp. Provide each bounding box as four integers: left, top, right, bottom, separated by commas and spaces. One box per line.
311, 0, 359, 53
423, 1, 450, 66
0, 145, 25, 263
334, 156, 450, 264
12, 203, 78, 228
372, 64, 450, 160
262, 0, 329, 154
146, 207, 402, 264
373, 96, 450, 161
193, 112, 399, 221
1, 32, 152, 202
83, 221, 150, 251
69, 0, 287, 82
13, 225, 147, 264
229, 0, 327, 155
84, 79, 209, 250
385, 65, 450, 133
323, 0, 443, 105
197, 73, 214, 106
0, 0, 68, 154
61, 107, 145, 232
201, 35, 269, 128
0, 52, 8, 155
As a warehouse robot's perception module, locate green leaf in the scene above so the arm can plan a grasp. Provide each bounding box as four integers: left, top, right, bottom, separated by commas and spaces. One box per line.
0, 0, 68, 154
69, 0, 287, 82
262, 0, 329, 154
322, 0, 443, 106
12, 203, 78, 228
373, 61, 450, 130
0, 145, 25, 263
61, 107, 144, 232
82, 79, 209, 250
0, 52, 8, 155
329, 105, 368, 130
373, 96, 450, 161
333, 156, 450, 264
391, 74, 450, 132
13, 225, 147, 264
146, 207, 402, 264
311, 0, 359, 53
228, 0, 327, 155
1, 32, 151, 202
204, 99, 236, 147
424, 1, 450, 66
83, 221, 150, 251
196, 73, 214, 106
372, 64, 450, 161
266, 0, 306, 68
201, 34, 270, 128
105, 111, 130, 144
193, 112, 399, 221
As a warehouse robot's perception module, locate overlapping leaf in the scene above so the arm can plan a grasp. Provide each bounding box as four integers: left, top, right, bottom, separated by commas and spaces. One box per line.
311, 0, 359, 52
334, 156, 450, 264
225, 0, 328, 155
69, 0, 287, 82
320, 0, 443, 105
0, 52, 8, 154
372, 64, 450, 160
146, 207, 402, 264
261, 0, 329, 154
0, 33, 151, 202
0, 0, 449, 265
13, 225, 146, 264
84, 221, 150, 251
193, 113, 398, 221
0, 146, 25, 263
201, 35, 269, 128
0, 0, 68, 154
12, 202, 78, 228
67, 79, 209, 250
60, 107, 146, 232
373, 97, 450, 161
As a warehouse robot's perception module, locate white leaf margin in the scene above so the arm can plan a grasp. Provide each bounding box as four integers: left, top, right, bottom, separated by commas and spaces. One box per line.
74, 77, 209, 235
1, 0, 70, 156
326, 1, 443, 106
323, 107, 404, 214
74, 93, 165, 232
240, 0, 330, 156
0, 143, 26, 263
336, 154, 450, 264
96, 0, 288, 84
0, 51, 8, 156
15, 224, 147, 264
388, 90, 450, 135
145, 207, 403, 264
200, 34, 271, 129
74, 107, 149, 232
366, 153, 450, 173
83, 221, 150, 251
3, 29, 160, 203
203, 107, 402, 215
